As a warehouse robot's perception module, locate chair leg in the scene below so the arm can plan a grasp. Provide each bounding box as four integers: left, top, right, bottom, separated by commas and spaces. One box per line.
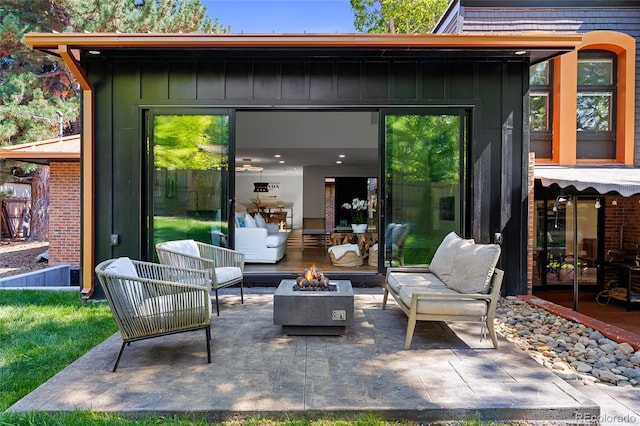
404, 318, 416, 350
240, 281, 244, 304
487, 318, 499, 349
382, 288, 389, 309
214, 288, 220, 316
404, 310, 417, 349
112, 341, 127, 372
205, 326, 211, 363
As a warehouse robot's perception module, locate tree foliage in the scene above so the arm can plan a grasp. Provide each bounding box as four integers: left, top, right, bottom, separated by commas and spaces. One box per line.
56, 0, 227, 33
0, 0, 227, 240
154, 115, 229, 171
350, 0, 449, 33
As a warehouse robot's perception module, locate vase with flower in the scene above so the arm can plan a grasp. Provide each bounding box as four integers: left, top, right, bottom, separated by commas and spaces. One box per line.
342, 198, 368, 233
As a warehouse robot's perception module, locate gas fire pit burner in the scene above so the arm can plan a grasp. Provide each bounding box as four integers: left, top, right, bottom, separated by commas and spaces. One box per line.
294, 265, 336, 291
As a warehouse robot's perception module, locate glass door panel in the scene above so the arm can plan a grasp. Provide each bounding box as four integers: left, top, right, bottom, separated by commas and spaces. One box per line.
383, 112, 465, 266
537, 197, 598, 287
149, 113, 230, 257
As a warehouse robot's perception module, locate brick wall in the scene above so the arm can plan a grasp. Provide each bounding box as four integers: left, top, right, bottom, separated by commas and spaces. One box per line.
325, 182, 335, 231
48, 162, 80, 268
604, 195, 640, 253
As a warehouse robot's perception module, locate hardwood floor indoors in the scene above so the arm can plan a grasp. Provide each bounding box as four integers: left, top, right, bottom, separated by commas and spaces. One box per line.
243, 230, 378, 275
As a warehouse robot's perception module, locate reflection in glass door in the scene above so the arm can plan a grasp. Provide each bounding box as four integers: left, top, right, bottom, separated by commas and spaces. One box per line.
148, 113, 230, 258
534, 197, 598, 287
383, 111, 466, 266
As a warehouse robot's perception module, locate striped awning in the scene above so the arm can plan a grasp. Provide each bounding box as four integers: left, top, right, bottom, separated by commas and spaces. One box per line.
535, 165, 640, 197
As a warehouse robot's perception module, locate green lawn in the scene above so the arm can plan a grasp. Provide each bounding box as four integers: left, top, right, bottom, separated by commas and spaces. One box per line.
0, 291, 117, 411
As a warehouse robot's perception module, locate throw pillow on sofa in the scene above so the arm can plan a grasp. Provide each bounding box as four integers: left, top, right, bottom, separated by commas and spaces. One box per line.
244, 213, 257, 228
446, 243, 501, 294
254, 212, 267, 228
429, 232, 474, 285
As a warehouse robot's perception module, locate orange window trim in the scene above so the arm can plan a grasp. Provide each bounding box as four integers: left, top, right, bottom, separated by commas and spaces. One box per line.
543, 31, 635, 166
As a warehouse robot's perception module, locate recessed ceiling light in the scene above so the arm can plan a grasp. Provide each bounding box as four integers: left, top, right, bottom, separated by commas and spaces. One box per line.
274, 154, 281, 158
336, 160, 342, 164
279, 160, 285, 164
338, 154, 346, 158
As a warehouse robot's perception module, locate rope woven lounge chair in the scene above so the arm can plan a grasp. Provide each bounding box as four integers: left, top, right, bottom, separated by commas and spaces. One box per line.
156, 239, 245, 316
95, 257, 212, 372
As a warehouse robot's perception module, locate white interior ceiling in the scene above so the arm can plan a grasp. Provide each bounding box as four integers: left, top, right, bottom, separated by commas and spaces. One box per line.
235, 110, 379, 176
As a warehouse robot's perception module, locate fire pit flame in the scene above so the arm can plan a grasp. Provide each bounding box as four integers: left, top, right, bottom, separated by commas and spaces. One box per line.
294, 264, 336, 291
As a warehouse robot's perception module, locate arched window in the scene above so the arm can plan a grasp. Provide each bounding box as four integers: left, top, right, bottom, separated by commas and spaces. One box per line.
576, 50, 616, 160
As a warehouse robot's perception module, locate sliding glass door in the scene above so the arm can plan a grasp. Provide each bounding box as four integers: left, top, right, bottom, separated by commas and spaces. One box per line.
146, 110, 231, 258
383, 110, 467, 266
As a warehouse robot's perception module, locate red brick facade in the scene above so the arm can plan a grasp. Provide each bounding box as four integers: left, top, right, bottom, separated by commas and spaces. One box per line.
48, 162, 80, 268
603, 195, 640, 254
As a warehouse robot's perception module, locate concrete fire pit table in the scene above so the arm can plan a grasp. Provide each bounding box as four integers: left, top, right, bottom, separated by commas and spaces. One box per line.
273, 279, 354, 335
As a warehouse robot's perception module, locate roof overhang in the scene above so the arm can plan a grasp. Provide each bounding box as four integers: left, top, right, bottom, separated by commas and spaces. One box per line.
0, 134, 80, 165
25, 32, 582, 65
535, 166, 640, 197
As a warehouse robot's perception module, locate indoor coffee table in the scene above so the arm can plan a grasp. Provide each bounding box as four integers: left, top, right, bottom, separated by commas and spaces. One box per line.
273, 279, 354, 335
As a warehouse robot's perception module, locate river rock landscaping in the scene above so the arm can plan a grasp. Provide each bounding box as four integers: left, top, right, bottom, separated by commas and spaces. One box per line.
496, 296, 640, 387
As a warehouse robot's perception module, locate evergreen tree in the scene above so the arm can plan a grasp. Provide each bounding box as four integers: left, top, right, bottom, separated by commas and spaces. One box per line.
350, 0, 449, 34
0, 0, 226, 240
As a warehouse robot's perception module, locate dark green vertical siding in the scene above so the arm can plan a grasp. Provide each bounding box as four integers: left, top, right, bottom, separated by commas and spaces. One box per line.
86, 52, 529, 295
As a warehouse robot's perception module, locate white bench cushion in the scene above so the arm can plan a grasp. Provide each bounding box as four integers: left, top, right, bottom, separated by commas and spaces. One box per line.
447, 243, 501, 294
399, 285, 488, 317
386, 271, 447, 294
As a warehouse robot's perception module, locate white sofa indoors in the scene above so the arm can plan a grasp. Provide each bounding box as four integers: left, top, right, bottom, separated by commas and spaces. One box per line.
234, 211, 288, 263
383, 231, 503, 349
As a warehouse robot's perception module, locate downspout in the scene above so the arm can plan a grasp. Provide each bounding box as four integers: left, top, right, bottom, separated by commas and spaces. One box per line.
58, 45, 95, 299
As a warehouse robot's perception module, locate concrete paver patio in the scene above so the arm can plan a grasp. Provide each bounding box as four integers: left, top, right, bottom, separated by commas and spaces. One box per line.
9, 288, 602, 423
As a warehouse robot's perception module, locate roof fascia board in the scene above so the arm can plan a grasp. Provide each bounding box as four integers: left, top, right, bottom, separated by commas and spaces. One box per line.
25, 32, 583, 52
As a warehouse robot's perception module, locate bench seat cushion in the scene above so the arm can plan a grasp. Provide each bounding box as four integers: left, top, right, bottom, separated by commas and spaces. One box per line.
386, 271, 447, 294
398, 286, 488, 317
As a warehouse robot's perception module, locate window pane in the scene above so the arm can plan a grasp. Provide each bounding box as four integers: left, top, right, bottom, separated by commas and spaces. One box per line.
576, 93, 611, 131
530, 62, 549, 85
577, 59, 613, 85
384, 113, 462, 266
530, 93, 549, 131
152, 114, 230, 253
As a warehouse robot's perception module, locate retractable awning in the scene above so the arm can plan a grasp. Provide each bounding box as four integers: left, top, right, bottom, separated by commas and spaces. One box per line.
535, 165, 640, 197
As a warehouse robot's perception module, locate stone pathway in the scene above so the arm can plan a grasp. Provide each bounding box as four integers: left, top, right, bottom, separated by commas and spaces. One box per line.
496, 296, 640, 387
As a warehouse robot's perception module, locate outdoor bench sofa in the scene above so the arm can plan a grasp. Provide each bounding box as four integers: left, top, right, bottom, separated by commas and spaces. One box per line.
383, 231, 504, 349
